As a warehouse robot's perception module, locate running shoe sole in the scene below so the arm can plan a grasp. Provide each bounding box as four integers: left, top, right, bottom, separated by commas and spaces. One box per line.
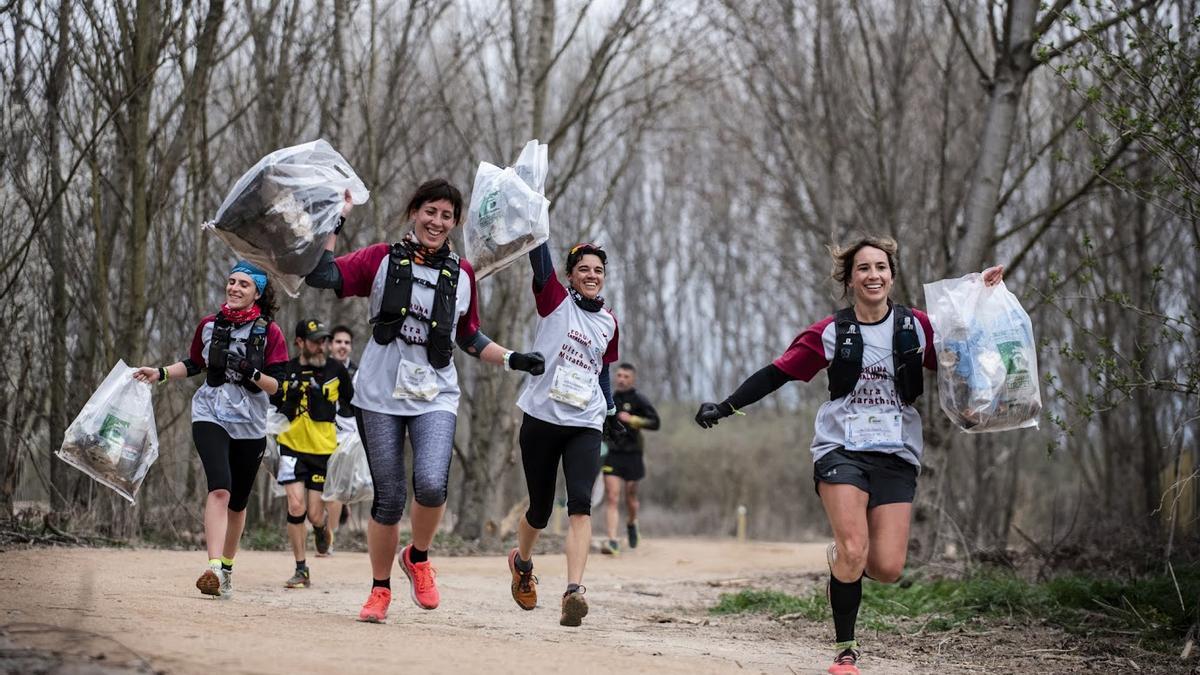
196, 569, 221, 597
560, 592, 589, 627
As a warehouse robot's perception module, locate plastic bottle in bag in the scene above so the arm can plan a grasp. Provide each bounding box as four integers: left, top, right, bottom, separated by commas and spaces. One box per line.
463, 140, 551, 279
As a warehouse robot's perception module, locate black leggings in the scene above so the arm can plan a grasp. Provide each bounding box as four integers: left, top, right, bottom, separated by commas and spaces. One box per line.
519, 414, 602, 529
192, 421, 265, 512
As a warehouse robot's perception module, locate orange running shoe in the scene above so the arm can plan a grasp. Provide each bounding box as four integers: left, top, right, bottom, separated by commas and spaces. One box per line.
827, 645, 860, 675
357, 587, 392, 623
399, 544, 440, 610
507, 548, 538, 610
196, 566, 221, 597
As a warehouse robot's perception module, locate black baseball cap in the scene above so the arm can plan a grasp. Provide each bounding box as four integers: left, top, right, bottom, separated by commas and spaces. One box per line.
295, 318, 331, 341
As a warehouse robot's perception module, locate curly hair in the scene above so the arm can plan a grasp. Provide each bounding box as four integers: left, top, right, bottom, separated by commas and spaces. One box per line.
828, 235, 899, 298
255, 281, 279, 319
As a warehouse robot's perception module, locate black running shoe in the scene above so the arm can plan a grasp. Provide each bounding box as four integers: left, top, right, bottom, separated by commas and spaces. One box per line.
627, 522, 639, 549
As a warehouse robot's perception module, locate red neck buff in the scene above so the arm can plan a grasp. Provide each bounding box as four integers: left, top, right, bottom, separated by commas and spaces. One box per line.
219, 303, 262, 325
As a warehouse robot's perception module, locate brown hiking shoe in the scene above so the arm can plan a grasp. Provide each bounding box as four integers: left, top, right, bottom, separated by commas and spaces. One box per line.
196, 567, 221, 597
560, 587, 588, 627
508, 548, 537, 610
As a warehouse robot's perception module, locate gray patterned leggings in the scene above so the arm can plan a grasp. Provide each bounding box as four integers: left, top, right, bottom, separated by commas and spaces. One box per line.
355, 408, 457, 525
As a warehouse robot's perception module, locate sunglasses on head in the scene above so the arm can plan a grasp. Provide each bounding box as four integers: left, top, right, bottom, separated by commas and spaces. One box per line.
569, 242, 604, 256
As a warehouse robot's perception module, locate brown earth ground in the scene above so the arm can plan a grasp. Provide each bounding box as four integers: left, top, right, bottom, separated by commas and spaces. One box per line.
0, 538, 1175, 674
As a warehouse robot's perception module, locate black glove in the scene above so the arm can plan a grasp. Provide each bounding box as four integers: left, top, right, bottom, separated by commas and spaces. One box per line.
695, 401, 733, 429
508, 351, 546, 375
223, 349, 260, 381
284, 373, 304, 401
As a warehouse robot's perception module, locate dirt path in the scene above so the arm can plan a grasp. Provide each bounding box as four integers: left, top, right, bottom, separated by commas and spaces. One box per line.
0, 539, 929, 674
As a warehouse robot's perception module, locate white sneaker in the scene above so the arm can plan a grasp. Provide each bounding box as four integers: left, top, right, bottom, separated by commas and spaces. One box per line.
218, 568, 234, 600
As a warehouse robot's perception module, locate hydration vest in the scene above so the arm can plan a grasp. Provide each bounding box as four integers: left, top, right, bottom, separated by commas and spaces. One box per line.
279, 362, 339, 423
370, 243, 460, 370
206, 316, 270, 393
827, 304, 924, 405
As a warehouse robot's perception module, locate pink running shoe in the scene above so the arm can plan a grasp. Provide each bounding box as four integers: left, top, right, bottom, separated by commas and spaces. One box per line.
399, 544, 440, 610
357, 587, 392, 623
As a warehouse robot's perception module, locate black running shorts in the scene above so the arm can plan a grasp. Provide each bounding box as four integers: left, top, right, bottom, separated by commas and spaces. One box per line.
602, 451, 645, 482
812, 448, 917, 508
277, 445, 329, 492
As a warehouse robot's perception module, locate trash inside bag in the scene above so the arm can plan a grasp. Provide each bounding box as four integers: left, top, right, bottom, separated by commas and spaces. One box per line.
463, 140, 550, 279
56, 360, 160, 504
924, 274, 1042, 433
204, 139, 370, 296
321, 432, 373, 504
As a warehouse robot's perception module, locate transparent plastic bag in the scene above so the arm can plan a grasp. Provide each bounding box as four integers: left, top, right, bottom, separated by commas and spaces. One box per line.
463, 140, 551, 279
924, 274, 1042, 433
203, 139, 370, 296
56, 360, 160, 504
263, 436, 287, 498
322, 432, 373, 504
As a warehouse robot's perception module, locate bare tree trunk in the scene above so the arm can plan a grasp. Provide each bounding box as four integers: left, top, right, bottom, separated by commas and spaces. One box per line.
456, 0, 556, 540
957, 0, 1037, 272
47, 0, 73, 514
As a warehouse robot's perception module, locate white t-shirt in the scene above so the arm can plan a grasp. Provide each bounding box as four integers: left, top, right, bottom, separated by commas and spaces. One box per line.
333, 243, 482, 417
516, 273, 618, 430
773, 305, 937, 468
189, 315, 290, 439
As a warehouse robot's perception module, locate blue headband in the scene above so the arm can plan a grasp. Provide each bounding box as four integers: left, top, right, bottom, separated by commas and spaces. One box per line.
230, 260, 268, 294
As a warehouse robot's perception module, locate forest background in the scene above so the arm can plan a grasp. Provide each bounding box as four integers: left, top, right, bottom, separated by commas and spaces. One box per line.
1, 0, 1197, 598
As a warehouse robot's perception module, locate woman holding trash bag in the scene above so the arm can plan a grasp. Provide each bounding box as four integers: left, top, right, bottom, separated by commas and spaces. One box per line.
305, 179, 545, 623
694, 236, 1002, 675
133, 261, 289, 599
504, 240, 619, 628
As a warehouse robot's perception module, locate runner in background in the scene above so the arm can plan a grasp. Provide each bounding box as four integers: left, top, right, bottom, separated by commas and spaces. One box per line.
327, 324, 359, 532
600, 362, 659, 555
272, 318, 354, 587
134, 261, 288, 599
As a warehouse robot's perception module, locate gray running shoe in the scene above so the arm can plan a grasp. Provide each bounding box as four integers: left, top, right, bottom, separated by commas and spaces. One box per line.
196, 565, 221, 597
218, 568, 234, 600
285, 567, 311, 589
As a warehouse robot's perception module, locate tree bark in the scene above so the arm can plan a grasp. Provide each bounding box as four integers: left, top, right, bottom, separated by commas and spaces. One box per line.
48, 0, 73, 514
957, 0, 1037, 273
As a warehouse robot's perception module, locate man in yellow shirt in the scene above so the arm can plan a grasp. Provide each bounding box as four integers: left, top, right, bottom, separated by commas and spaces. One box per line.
272, 318, 354, 588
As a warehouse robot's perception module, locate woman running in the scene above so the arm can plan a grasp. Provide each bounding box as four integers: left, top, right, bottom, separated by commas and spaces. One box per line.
134, 260, 289, 599
694, 236, 1002, 675
305, 179, 544, 623
505, 241, 619, 627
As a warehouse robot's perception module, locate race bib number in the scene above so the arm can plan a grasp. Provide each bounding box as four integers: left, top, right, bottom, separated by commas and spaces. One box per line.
549, 365, 594, 409
844, 413, 904, 450
392, 360, 440, 401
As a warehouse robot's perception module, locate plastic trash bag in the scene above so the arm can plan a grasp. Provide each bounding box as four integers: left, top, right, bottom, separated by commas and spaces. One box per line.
204, 139, 370, 296
322, 431, 373, 504
463, 140, 550, 279
56, 360, 160, 504
263, 436, 287, 498
924, 273, 1042, 433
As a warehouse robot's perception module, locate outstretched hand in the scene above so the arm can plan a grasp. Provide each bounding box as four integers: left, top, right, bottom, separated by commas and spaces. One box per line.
694, 402, 725, 429
132, 366, 160, 384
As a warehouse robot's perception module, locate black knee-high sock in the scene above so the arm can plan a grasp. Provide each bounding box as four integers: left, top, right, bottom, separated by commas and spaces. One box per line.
829, 574, 862, 645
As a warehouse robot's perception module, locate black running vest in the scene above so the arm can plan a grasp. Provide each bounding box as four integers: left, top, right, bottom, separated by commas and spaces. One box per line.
206, 316, 270, 393
826, 304, 924, 405
370, 243, 460, 370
